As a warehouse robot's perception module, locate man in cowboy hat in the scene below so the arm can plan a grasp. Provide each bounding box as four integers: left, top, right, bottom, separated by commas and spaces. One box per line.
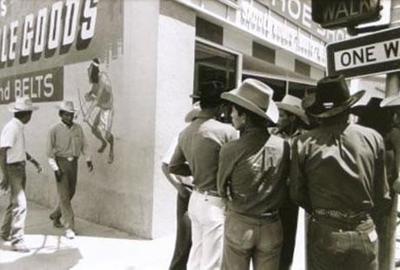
169, 81, 238, 269
290, 75, 391, 270
0, 96, 42, 252
47, 101, 94, 239
274, 94, 309, 270
84, 58, 114, 164
218, 78, 290, 270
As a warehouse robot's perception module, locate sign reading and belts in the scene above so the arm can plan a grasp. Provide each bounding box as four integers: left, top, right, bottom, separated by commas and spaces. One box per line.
312, 0, 382, 29
327, 26, 400, 78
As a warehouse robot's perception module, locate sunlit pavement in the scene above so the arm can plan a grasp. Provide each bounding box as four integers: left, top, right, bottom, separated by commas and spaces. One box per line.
0, 196, 174, 270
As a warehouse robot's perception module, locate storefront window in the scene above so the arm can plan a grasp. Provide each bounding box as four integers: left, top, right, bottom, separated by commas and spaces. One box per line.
193, 41, 238, 98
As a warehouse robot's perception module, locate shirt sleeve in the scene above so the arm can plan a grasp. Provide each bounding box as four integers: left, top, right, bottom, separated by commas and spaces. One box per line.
217, 145, 234, 198
0, 124, 16, 148
289, 138, 312, 213
168, 137, 191, 176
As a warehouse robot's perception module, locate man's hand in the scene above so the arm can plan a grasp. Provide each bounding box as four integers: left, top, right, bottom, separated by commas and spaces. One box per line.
55, 170, 63, 182
30, 159, 42, 173
0, 178, 9, 191
393, 177, 400, 194
176, 183, 191, 198
86, 161, 94, 172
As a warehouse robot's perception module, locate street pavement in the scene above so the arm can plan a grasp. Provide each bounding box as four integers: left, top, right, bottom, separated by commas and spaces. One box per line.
0, 196, 174, 270
0, 195, 398, 270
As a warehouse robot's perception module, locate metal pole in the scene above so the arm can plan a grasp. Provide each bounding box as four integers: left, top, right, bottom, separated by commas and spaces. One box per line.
379, 72, 400, 270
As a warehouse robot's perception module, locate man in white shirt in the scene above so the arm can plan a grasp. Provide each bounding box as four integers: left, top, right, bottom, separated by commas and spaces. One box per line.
0, 96, 42, 252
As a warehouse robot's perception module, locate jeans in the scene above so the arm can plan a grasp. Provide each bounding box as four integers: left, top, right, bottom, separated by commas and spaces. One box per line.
50, 158, 78, 230
187, 190, 225, 270
169, 193, 192, 270
279, 199, 299, 270
308, 216, 378, 270
223, 210, 283, 270
1, 163, 27, 243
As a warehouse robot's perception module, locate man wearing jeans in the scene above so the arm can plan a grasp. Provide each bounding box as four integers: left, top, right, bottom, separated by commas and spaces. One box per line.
47, 101, 93, 239
290, 75, 391, 270
0, 96, 42, 252
169, 81, 238, 269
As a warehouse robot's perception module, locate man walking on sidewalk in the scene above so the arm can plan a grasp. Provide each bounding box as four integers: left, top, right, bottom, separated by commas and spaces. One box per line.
169, 81, 238, 269
0, 96, 42, 252
290, 75, 392, 270
47, 101, 93, 239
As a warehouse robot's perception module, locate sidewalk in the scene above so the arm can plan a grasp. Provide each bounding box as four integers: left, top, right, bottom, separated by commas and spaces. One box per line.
0, 196, 174, 270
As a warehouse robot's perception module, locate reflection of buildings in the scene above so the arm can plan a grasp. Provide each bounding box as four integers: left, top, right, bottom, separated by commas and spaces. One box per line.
0, 0, 391, 239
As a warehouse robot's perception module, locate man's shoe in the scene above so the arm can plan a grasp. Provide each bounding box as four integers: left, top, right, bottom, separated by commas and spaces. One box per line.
49, 214, 63, 228
12, 241, 30, 253
65, 229, 75, 239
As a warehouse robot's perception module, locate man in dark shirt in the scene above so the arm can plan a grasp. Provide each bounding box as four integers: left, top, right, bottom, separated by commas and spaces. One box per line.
290, 75, 391, 270
218, 79, 290, 270
169, 81, 238, 269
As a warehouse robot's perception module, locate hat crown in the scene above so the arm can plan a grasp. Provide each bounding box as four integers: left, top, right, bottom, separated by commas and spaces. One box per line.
315, 75, 350, 107
59, 101, 76, 112
280, 95, 302, 109
14, 96, 33, 109
236, 79, 273, 110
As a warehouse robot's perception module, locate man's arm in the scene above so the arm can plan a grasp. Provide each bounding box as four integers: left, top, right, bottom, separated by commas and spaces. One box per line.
168, 143, 192, 176
26, 152, 42, 173
217, 145, 234, 199
289, 138, 311, 213
80, 126, 93, 172
0, 147, 9, 190
161, 163, 191, 198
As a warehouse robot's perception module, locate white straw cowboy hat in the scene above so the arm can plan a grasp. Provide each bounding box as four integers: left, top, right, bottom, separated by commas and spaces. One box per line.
9, 96, 38, 112
57, 101, 78, 113
302, 75, 365, 118
276, 95, 309, 125
221, 78, 279, 123
380, 95, 400, 108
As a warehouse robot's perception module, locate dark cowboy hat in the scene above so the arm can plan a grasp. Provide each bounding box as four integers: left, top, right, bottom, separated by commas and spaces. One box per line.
194, 80, 225, 106
351, 95, 383, 116
302, 75, 365, 118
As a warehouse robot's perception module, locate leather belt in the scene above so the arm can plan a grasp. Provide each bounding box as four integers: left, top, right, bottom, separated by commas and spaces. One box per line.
56, 156, 77, 162
6, 161, 26, 166
194, 187, 219, 197
313, 208, 369, 221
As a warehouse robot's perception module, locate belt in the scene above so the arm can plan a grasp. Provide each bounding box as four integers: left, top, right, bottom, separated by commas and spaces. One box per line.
194, 187, 219, 197
56, 156, 77, 162
313, 208, 369, 222
6, 161, 26, 166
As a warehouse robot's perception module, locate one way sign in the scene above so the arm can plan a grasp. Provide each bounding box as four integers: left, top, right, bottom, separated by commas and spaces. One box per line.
327, 26, 400, 78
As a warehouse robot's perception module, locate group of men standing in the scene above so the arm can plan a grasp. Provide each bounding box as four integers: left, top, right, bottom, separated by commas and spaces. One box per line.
165, 74, 394, 270
0, 59, 112, 253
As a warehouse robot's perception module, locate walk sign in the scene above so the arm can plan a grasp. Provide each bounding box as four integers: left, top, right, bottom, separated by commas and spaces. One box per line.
327, 26, 400, 78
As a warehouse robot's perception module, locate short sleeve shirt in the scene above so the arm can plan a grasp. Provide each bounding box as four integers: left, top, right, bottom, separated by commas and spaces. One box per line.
0, 118, 26, 163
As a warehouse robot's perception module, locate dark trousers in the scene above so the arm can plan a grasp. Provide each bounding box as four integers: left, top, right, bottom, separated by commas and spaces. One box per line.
279, 199, 299, 270
1, 163, 26, 243
169, 193, 192, 270
308, 216, 378, 270
50, 158, 78, 230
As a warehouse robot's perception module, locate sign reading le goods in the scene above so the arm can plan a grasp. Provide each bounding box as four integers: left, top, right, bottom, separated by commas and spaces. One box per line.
327, 26, 400, 78
312, 0, 381, 29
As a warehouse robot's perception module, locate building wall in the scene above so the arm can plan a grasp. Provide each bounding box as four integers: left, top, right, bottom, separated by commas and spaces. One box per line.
153, 0, 196, 238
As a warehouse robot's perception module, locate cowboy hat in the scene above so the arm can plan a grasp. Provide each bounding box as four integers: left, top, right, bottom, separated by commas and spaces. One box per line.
302, 75, 365, 118
184, 101, 201, 123
276, 95, 309, 125
351, 94, 383, 115
9, 96, 38, 112
57, 101, 78, 113
221, 78, 279, 123
380, 95, 400, 108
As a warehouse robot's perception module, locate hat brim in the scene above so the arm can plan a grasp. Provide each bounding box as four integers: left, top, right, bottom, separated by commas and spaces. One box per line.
221, 91, 279, 123
8, 106, 39, 112
380, 95, 400, 108
276, 103, 309, 125
56, 106, 78, 113
307, 90, 366, 118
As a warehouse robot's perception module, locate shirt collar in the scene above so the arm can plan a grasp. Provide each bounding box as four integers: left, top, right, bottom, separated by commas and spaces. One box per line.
196, 109, 217, 120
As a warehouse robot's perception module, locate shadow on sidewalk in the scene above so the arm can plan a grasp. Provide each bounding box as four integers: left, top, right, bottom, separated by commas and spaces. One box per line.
0, 235, 82, 270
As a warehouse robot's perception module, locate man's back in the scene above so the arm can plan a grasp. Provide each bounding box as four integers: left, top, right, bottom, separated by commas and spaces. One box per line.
291, 122, 390, 213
